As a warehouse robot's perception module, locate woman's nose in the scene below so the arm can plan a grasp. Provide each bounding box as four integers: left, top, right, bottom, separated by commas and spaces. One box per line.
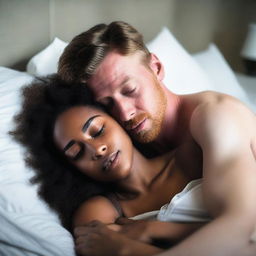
91, 144, 107, 160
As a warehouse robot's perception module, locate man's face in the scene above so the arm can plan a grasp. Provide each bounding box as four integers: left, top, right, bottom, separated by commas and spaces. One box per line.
87, 51, 167, 143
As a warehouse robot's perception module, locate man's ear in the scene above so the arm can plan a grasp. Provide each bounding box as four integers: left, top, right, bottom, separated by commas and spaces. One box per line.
148, 53, 165, 81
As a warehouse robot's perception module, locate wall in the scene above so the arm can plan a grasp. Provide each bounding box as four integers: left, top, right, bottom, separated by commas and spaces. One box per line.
172, 0, 256, 72
0, 0, 255, 72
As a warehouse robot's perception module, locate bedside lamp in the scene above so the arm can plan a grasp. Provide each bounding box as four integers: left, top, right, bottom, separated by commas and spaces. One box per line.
241, 23, 256, 76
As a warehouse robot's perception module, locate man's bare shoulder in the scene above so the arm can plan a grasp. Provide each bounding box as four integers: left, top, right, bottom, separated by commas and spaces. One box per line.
183, 92, 256, 216
183, 90, 242, 107
180, 91, 255, 137
185, 91, 255, 123
187, 91, 256, 151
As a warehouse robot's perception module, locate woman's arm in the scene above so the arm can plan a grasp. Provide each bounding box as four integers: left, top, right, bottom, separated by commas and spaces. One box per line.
73, 195, 120, 227
74, 221, 164, 256
73, 197, 165, 256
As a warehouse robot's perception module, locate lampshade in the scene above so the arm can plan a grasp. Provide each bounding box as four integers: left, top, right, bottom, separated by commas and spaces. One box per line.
241, 23, 256, 61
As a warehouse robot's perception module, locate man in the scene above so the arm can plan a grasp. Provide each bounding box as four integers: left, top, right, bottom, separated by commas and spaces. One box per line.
58, 21, 256, 256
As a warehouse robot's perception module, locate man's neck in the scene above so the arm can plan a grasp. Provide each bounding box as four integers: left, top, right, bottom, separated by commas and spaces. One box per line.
133, 91, 183, 158
156, 89, 184, 147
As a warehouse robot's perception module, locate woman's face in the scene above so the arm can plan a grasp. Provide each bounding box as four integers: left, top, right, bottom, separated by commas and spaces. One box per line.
53, 106, 134, 182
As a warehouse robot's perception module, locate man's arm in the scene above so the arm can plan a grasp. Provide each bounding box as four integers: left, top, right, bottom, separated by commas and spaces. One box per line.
74, 97, 256, 256
73, 197, 165, 256
158, 98, 256, 256
74, 221, 164, 256
112, 218, 204, 244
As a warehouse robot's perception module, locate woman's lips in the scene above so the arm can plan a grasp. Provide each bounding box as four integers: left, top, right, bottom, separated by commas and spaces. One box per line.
102, 150, 120, 172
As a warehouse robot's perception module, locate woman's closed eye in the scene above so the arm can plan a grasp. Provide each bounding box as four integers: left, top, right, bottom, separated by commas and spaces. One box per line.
71, 146, 84, 161
92, 125, 105, 138
65, 143, 84, 161
70, 125, 104, 161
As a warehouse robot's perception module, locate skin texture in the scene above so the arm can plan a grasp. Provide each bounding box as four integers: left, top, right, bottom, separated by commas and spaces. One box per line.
54, 106, 134, 182
87, 51, 167, 144
74, 221, 164, 256
53, 106, 201, 227
72, 49, 256, 256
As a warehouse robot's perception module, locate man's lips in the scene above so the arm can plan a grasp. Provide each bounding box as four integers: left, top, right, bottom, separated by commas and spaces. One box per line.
102, 151, 120, 172
129, 118, 146, 134
124, 113, 148, 133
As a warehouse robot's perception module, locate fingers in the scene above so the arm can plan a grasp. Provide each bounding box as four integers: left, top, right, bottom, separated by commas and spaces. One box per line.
74, 224, 102, 255
73, 221, 124, 256
74, 220, 103, 237
75, 239, 94, 256
115, 217, 135, 225
107, 223, 121, 232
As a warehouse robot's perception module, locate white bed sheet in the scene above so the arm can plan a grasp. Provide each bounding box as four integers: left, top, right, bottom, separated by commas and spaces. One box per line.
0, 67, 75, 256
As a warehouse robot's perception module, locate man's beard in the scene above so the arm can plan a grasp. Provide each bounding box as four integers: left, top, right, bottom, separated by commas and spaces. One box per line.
124, 89, 167, 144
134, 116, 163, 143
134, 108, 165, 144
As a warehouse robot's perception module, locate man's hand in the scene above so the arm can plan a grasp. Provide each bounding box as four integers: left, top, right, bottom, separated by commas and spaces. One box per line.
74, 220, 125, 256
112, 218, 204, 245
74, 220, 163, 256
112, 217, 153, 243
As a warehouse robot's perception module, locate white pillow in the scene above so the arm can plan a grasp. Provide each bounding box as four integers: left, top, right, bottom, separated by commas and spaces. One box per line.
0, 67, 75, 256
192, 44, 249, 102
235, 73, 256, 112
146, 27, 213, 94
26, 38, 68, 76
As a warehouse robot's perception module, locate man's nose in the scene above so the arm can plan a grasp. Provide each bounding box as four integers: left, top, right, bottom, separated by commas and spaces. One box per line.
90, 144, 107, 160
114, 100, 135, 122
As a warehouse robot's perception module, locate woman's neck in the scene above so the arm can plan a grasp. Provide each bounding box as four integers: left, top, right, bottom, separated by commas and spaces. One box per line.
115, 148, 175, 195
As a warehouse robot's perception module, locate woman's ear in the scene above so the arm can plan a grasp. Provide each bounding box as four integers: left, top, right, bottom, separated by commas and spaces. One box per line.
148, 53, 165, 81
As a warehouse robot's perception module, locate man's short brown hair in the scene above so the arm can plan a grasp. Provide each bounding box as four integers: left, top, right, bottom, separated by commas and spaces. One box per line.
58, 21, 150, 84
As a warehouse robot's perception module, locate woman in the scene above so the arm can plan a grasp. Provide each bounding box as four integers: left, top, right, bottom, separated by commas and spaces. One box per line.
13, 75, 204, 253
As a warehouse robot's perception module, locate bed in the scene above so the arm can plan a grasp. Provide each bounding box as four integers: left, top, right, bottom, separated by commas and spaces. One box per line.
1, 0, 256, 254
1, 25, 255, 256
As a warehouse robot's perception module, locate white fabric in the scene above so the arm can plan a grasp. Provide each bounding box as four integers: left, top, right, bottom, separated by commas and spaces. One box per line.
157, 179, 210, 222
0, 67, 75, 256
26, 38, 68, 76
133, 179, 210, 223
146, 27, 213, 94
235, 73, 256, 112
192, 44, 251, 104
132, 179, 210, 223
0, 186, 73, 256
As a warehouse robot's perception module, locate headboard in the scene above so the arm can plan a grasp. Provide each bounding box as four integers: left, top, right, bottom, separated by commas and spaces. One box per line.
0, 0, 255, 72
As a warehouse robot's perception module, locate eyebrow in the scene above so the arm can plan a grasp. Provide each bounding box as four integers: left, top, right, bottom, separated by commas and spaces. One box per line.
105, 76, 130, 91
82, 115, 101, 133
63, 140, 76, 152
121, 76, 130, 86
63, 114, 101, 153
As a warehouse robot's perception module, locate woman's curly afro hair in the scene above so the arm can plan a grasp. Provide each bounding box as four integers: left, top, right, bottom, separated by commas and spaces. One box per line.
11, 75, 110, 231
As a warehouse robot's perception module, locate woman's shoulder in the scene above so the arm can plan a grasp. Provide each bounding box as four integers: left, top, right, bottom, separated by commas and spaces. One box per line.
73, 195, 121, 227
